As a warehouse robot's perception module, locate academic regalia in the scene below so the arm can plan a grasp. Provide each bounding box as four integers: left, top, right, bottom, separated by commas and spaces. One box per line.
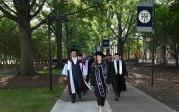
110, 60, 128, 98
105, 60, 112, 84
62, 57, 91, 103
87, 56, 95, 82
82, 58, 89, 82
90, 62, 108, 106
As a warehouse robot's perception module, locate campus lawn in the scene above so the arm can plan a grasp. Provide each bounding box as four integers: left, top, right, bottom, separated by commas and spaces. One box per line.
0, 85, 65, 112
36, 68, 61, 76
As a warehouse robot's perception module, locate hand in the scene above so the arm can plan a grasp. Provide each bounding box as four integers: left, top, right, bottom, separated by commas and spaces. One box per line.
63, 76, 67, 81
60, 76, 67, 82
107, 86, 110, 93
83, 76, 86, 80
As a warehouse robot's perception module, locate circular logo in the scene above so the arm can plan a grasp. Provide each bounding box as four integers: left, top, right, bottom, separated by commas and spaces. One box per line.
138, 10, 151, 23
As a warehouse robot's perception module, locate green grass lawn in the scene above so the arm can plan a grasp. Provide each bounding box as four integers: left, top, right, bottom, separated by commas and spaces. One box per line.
35, 68, 61, 76
0, 85, 65, 112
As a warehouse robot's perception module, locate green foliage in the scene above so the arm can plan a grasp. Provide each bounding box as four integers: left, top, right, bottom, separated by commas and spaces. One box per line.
32, 26, 56, 62
1, 0, 179, 64
0, 18, 20, 64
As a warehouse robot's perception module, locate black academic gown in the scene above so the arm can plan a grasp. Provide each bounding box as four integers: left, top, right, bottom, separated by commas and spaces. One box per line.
90, 63, 108, 106
66, 59, 89, 95
87, 57, 94, 82
106, 60, 112, 84
110, 60, 128, 92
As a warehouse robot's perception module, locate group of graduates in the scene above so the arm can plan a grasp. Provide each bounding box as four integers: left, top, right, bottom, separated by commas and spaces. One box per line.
62, 49, 128, 112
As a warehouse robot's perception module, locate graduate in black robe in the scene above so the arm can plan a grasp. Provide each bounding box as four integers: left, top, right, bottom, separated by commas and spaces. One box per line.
110, 53, 128, 101
90, 51, 108, 112
105, 54, 112, 84
82, 53, 90, 83
87, 54, 95, 83
62, 49, 91, 103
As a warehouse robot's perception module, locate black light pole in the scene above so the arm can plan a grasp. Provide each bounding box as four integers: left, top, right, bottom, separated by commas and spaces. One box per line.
47, 13, 69, 91
48, 15, 53, 91
151, 0, 155, 87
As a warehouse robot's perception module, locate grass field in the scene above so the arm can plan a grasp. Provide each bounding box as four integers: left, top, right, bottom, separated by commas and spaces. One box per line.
0, 85, 65, 112
35, 68, 61, 76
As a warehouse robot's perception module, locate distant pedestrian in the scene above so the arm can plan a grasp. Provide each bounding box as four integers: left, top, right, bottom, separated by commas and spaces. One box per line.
82, 53, 90, 83
88, 53, 95, 83
110, 53, 128, 101
105, 54, 112, 84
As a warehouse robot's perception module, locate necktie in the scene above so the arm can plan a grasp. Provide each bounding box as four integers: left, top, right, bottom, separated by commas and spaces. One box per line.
117, 61, 119, 75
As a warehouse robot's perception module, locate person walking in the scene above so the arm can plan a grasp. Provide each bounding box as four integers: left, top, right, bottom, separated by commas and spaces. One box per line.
62, 49, 91, 103
90, 51, 108, 112
110, 53, 128, 101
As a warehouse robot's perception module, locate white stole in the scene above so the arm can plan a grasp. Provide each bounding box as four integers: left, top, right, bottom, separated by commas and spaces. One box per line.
72, 57, 77, 64
67, 60, 76, 94
82, 59, 89, 78
71, 57, 87, 78
61, 60, 91, 94
114, 60, 122, 75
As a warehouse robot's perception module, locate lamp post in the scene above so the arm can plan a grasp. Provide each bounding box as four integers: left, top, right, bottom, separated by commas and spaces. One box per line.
56, 13, 68, 68
47, 13, 68, 91
137, 1, 155, 87
102, 38, 110, 54
47, 16, 52, 91
151, 0, 155, 87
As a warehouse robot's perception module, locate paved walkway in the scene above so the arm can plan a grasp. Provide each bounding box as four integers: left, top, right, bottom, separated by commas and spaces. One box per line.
51, 84, 176, 112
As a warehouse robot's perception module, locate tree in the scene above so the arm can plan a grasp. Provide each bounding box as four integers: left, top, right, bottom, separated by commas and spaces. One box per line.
104, 0, 137, 56
0, 18, 20, 65
0, 0, 47, 75
155, 0, 179, 65
155, 3, 170, 64
46, 0, 99, 67
169, 0, 179, 65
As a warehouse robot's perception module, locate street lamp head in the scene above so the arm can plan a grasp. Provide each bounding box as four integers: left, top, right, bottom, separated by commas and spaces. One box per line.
56, 13, 69, 22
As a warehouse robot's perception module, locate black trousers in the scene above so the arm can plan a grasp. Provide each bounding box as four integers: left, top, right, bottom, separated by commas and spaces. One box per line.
97, 97, 105, 106
94, 85, 106, 106
71, 93, 76, 100
86, 74, 89, 83
112, 76, 125, 96
94, 86, 106, 106
71, 93, 81, 100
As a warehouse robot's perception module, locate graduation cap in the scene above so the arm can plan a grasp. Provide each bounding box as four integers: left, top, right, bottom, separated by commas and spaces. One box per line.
107, 54, 112, 56
70, 49, 78, 53
78, 53, 82, 56
115, 53, 121, 56
95, 51, 104, 57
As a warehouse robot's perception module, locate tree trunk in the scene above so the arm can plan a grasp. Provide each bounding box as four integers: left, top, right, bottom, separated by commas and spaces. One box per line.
176, 41, 179, 65
19, 23, 34, 75
56, 20, 63, 68
117, 13, 124, 57
117, 37, 124, 56
127, 49, 130, 60
162, 42, 166, 64
65, 23, 71, 58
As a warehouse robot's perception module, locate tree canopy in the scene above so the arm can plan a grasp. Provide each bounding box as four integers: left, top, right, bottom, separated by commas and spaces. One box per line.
0, 0, 179, 74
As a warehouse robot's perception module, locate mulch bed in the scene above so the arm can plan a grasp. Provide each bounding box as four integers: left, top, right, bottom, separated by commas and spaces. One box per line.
127, 63, 179, 111
0, 75, 65, 89
0, 64, 66, 89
